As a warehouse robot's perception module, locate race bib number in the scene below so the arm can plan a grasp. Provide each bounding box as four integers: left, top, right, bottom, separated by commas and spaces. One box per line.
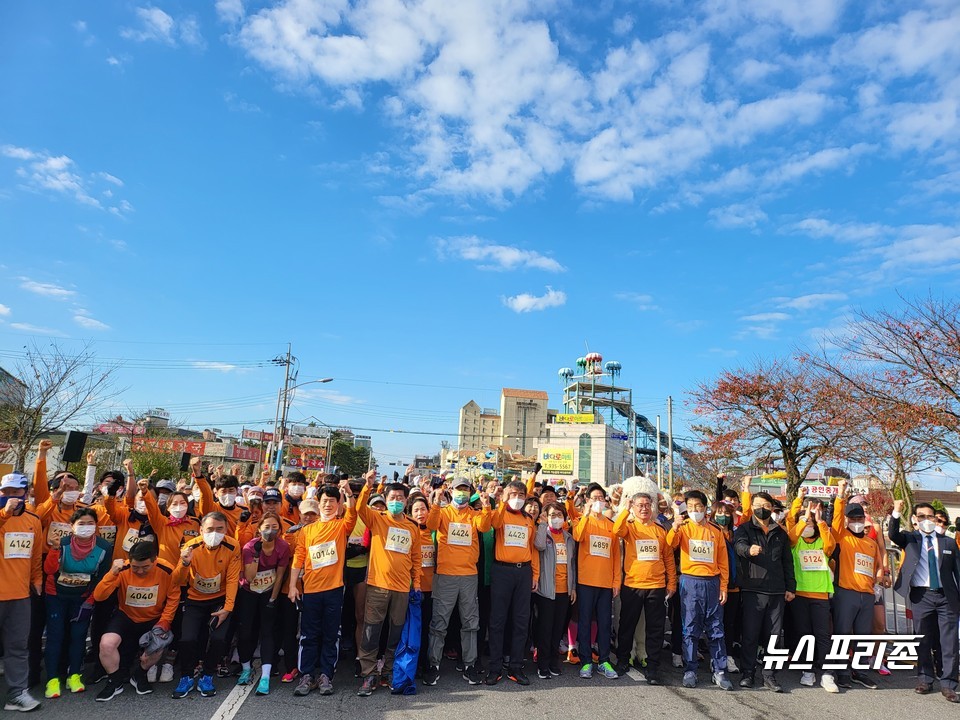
635, 539, 660, 562
48, 522, 71, 546
58, 572, 91, 588
798, 549, 827, 572
121, 528, 140, 553
854, 552, 875, 577
688, 539, 714, 563
555, 542, 567, 565
385, 527, 412, 554
504, 524, 528, 548
347, 535, 363, 546
194, 574, 222, 594
589, 534, 611, 558
3, 532, 34, 559
250, 569, 276, 594
309, 541, 338, 570
125, 584, 159, 608
99, 525, 117, 544
447, 522, 472, 547
421, 544, 436, 568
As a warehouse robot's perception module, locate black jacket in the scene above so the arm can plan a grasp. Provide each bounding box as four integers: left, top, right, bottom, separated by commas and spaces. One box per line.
733, 519, 796, 594
890, 515, 960, 611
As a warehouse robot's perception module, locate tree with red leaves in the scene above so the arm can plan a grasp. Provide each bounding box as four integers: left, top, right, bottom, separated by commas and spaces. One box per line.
690, 357, 844, 499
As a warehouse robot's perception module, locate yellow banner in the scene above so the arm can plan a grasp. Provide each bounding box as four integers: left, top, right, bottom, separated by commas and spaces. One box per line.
540, 448, 574, 474
555, 413, 594, 424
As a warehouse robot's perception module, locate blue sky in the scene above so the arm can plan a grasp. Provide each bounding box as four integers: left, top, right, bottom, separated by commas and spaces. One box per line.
1, 1, 959, 483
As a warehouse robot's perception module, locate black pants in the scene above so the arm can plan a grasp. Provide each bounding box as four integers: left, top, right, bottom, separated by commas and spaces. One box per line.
179, 598, 231, 677
616, 587, 667, 671
739, 592, 784, 679
789, 595, 831, 672
235, 588, 277, 666
533, 593, 569, 672
723, 590, 742, 657
668, 592, 682, 654
487, 563, 532, 672
911, 587, 959, 690
274, 595, 300, 673
418, 592, 433, 672
830, 587, 873, 679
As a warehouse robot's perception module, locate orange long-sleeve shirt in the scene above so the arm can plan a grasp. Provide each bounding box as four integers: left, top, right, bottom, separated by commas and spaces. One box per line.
573, 512, 621, 590
35, 498, 114, 550
143, 491, 201, 567
291, 508, 358, 594
426, 502, 493, 576
195, 475, 243, 536
174, 536, 242, 611
613, 509, 677, 592
93, 560, 179, 629
491, 502, 540, 584
832, 497, 884, 594
103, 495, 150, 562
667, 519, 729, 593
0, 507, 43, 601
356, 486, 421, 592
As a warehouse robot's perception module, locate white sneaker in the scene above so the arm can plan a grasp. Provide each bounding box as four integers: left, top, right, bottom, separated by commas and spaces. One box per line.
159, 663, 175, 683
800, 671, 816, 687
672, 653, 684, 669
821, 674, 840, 693
726, 657, 739, 673
4, 689, 41, 712
146, 665, 158, 683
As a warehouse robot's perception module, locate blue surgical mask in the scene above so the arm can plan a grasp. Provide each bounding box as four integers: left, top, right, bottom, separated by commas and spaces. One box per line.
387, 500, 404, 515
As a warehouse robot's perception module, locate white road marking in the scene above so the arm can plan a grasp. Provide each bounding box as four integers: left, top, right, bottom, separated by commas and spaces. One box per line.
208, 680, 255, 720
626, 669, 644, 682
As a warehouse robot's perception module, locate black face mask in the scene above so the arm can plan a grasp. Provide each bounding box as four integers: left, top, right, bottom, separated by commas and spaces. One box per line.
754, 507, 772, 521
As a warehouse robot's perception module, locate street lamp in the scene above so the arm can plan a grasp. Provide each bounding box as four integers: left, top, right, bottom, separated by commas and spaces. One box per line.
272, 377, 334, 470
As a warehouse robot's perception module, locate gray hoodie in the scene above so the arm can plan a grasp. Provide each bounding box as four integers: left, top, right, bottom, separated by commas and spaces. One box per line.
534, 522, 578, 599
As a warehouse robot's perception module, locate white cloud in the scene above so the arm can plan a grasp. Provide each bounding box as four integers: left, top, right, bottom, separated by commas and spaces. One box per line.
106, 55, 122, 66
191, 361, 243, 372
777, 293, 847, 310
766, 143, 874, 185
121, 6, 204, 47
437, 236, 564, 272
615, 292, 657, 311
1, 145, 131, 213
740, 312, 790, 322
502, 286, 567, 313
19, 278, 76, 299
216, 0, 245, 24
9, 322, 57, 335
73, 311, 110, 331
709, 203, 767, 229
0, 303, 10, 317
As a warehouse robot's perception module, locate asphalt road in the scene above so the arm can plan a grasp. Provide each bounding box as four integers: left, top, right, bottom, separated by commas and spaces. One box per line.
17, 654, 949, 720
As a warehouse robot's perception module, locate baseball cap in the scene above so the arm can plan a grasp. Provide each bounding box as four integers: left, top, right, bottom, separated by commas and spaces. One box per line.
452, 477, 472, 490
845, 502, 865, 518
1, 472, 28, 491
299, 499, 320, 515
156, 479, 176, 493
369, 494, 386, 507
263, 488, 282, 502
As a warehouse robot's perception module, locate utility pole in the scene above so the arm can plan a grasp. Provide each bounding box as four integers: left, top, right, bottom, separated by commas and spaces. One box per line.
656, 414, 662, 490
272, 343, 293, 472
667, 396, 674, 491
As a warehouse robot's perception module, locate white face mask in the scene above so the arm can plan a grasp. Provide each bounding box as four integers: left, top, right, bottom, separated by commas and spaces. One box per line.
236, 495, 248, 508
918, 519, 936, 534
192, 488, 201, 501
848, 522, 865, 534
771, 512, 783, 523
688, 511, 705, 523
134, 500, 147, 514
62, 490, 81, 504
801, 524, 816, 538
287, 485, 305, 499
591, 500, 604, 514
305, 487, 317, 499
507, 497, 524, 511
936, 525, 947, 536
74, 524, 96, 539
203, 531, 225, 548
158, 494, 169, 507
219, 493, 237, 508
549, 517, 564, 530
319, 509, 335, 522
168, 505, 188, 519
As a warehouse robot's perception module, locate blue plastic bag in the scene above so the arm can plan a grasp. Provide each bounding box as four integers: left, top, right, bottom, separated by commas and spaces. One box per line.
391, 590, 422, 695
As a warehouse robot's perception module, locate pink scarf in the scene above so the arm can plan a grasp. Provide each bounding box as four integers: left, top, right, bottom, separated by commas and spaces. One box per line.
70, 534, 96, 560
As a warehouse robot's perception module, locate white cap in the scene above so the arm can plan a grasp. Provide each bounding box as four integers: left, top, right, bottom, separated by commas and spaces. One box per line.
1, 472, 29, 491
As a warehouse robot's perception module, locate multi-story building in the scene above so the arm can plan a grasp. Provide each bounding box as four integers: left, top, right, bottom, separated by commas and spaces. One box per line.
458, 400, 501, 452
538, 419, 629, 488
499, 388, 549, 456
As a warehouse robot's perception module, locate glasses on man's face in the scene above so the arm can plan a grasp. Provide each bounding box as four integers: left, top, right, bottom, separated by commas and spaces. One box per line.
635, 502, 652, 509
936, 519, 949, 526
916, 513, 935, 521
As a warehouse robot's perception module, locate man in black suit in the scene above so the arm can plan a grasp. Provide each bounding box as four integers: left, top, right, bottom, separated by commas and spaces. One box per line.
890, 499, 960, 703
